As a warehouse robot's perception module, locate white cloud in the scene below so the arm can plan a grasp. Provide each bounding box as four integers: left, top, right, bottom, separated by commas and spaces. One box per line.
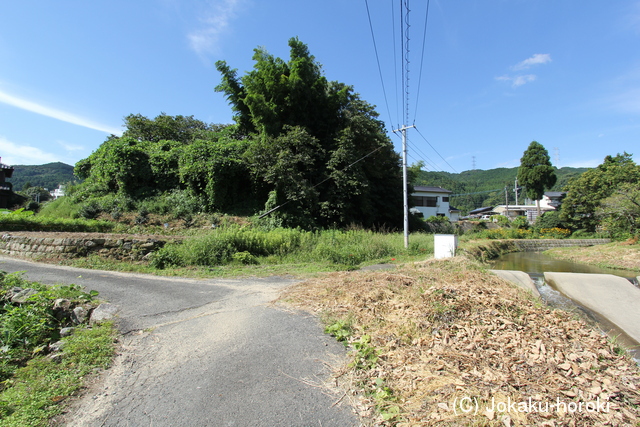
187, 0, 242, 57
512, 53, 552, 71
57, 140, 85, 152
496, 74, 536, 88
0, 89, 121, 135
496, 54, 551, 88
0, 136, 62, 165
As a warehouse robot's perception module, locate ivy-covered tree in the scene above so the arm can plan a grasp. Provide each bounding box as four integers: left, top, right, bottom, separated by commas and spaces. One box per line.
517, 141, 557, 217
215, 38, 403, 228
74, 114, 252, 213
562, 153, 640, 233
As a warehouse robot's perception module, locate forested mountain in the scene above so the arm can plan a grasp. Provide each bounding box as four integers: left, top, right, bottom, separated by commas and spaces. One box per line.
7, 162, 78, 191
413, 166, 589, 214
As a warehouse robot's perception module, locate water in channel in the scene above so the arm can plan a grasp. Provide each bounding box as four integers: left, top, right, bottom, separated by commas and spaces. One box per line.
490, 251, 640, 362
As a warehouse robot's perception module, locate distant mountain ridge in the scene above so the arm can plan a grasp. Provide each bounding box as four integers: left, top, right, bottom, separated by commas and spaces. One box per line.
7, 162, 78, 191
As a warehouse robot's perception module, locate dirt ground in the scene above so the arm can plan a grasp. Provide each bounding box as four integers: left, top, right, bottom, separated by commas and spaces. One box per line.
280, 257, 640, 426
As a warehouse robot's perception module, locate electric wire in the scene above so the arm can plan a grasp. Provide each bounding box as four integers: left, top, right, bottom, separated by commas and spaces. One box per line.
363, 0, 394, 130
258, 145, 386, 218
412, 0, 430, 125
414, 126, 458, 173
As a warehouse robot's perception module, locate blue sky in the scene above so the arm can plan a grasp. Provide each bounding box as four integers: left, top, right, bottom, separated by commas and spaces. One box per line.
1, 1, 639, 173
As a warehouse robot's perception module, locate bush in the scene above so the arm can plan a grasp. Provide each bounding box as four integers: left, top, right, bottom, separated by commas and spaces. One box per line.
534, 210, 567, 230
0, 272, 101, 382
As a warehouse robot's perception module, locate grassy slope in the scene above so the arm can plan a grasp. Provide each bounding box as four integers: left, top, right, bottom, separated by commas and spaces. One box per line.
544, 240, 640, 273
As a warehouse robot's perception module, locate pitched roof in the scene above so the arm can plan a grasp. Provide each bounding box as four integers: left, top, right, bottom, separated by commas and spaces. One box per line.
412, 186, 452, 194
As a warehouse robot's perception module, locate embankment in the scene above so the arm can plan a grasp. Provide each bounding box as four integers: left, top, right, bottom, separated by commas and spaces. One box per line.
465, 238, 611, 262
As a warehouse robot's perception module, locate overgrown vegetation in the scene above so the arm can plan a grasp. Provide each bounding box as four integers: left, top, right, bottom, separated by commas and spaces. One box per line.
0, 208, 113, 233
150, 227, 434, 271
51, 38, 403, 230
0, 272, 115, 426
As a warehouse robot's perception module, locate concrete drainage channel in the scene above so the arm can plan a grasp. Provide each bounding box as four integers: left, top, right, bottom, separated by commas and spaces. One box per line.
493, 269, 640, 364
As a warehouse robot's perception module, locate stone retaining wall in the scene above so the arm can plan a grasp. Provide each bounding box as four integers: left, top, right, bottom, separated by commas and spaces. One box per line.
0, 234, 170, 261
511, 239, 611, 252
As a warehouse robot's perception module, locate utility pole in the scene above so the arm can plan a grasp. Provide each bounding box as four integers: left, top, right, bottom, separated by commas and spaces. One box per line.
504, 185, 509, 218
395, 124, 415, 248
514, 177, 519, 205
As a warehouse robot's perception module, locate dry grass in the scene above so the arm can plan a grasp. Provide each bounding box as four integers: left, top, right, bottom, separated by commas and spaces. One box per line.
545, 241, 640, 273
280, 257, 640, 426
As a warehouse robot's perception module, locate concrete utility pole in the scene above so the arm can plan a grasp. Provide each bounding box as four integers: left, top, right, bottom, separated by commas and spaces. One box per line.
514, 177, 519, 205
504, 185, 509, 218
395, 124, 415, 249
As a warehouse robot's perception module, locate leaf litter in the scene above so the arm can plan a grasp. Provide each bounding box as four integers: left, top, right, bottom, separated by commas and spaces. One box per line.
279, 256, 640, 426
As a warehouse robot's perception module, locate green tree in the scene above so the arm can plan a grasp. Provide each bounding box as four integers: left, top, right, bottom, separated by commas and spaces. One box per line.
596, 183, 640, 237
517, 141, 557, 217
562, 153, 640, 233
215, 37, 403, 228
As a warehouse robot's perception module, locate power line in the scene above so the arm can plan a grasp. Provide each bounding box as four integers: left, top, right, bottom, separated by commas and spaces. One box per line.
412, 0, 430, 124
414, 126, 458, 173
363, 0, 394, 130
258, 145, 386, 219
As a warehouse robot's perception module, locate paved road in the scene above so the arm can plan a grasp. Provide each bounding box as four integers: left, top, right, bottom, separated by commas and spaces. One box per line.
0, 257, 359, 427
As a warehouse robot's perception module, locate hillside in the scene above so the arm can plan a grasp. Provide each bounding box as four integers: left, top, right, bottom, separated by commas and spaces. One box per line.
414, 166, 589, 214
7, 162, 79, 191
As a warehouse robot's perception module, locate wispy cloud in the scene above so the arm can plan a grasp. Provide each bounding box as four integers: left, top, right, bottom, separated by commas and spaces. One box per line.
496, 74, 537, 88
0, 90, 121, 135
0, 136, 61, 166
57, 140, 85, 152
512, 53, 552, 71
187, 0, 242, 58
496, 54, 551, 88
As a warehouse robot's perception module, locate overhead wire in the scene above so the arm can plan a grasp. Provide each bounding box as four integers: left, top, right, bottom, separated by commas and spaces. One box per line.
363, 0, 394, 130
258, 144, 386, 219
412, 0, 430, 125
414, 126, 458, 173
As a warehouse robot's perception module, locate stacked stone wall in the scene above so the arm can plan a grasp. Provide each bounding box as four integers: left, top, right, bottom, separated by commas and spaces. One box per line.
0, 234, 170, 261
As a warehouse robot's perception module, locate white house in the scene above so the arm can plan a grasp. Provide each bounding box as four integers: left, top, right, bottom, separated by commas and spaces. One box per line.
50, 185, 65, 199
493, 192, 565, 222
411, 186, 460, 221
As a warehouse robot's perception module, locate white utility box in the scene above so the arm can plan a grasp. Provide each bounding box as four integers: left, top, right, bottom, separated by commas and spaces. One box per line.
434, 234, 458, 259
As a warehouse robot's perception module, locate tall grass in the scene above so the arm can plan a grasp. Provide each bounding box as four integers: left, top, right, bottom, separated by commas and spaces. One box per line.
151, 227, 435, 269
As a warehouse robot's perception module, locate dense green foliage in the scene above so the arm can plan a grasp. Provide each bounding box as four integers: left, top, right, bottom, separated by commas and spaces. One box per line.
411, 165, 587, 214
7, 162, 77, 191
215, 37, 403, 228
517, 141, 557, 214
66, 39, 403, 230
561, 153, 640, 236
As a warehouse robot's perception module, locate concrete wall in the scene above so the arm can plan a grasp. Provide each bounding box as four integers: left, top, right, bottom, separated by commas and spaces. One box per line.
0, 234, 171, 261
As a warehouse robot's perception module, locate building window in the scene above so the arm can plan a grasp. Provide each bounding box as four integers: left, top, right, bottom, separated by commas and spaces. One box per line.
413, 196, 438, 207
442, 197, 449, 202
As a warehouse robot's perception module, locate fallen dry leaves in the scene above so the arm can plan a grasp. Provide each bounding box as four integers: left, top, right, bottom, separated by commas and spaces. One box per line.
280, 257, 640, 426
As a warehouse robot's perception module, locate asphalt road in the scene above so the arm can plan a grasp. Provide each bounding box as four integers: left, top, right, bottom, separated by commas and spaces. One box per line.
0, 257, 359, 427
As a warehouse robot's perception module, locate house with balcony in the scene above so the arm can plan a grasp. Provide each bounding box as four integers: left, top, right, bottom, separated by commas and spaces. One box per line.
411, 186, 460, 221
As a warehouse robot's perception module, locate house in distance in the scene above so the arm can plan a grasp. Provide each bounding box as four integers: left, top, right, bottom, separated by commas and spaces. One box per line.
0, 158, 14, 209
411, 186, 460, 221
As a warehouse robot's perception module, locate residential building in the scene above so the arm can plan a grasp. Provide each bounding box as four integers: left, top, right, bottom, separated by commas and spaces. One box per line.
411, 186, 460, 221
0, 158, 14, 209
